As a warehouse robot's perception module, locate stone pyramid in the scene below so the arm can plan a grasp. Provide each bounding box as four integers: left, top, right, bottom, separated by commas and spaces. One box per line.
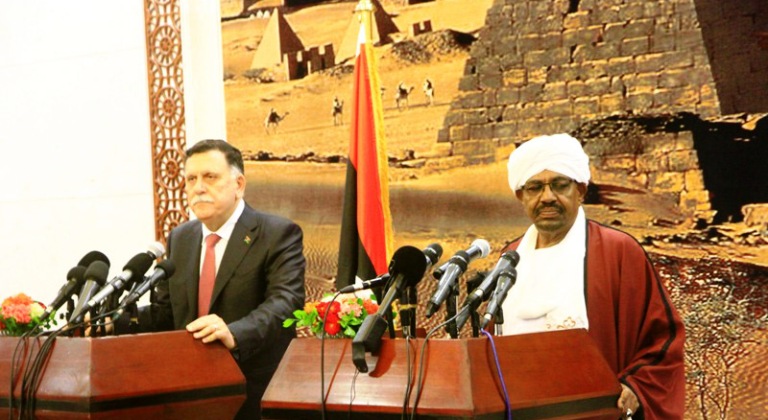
249, 8, 305, 70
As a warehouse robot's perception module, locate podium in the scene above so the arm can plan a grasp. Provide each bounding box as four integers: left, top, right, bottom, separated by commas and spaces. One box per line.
0, 331, 246, 419
262, 329, 621, 419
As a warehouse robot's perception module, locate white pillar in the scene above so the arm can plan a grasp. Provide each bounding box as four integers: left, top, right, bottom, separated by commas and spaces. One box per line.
179, 0, 227, 144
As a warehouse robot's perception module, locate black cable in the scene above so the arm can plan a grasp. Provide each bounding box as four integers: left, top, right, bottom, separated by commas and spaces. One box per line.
347, 369, 359, 420
319, 291, 342, 420
8, 328, 38, 420
400, 335, 415, 419
22, 328, 60, 418
409, 306, 468, 420
18, 309, 118, 419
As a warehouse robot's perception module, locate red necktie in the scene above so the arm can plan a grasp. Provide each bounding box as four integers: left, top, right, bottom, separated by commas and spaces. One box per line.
198, 233, 221, 316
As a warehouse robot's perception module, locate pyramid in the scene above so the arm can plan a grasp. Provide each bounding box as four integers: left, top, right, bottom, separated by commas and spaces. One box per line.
335, 0, 399, 64
249, 8, 305, 70
439, 0, 768, 148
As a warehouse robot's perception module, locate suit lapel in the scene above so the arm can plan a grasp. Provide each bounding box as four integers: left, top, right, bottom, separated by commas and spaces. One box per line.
177, 222, 203, 319
210, 206, 260, 307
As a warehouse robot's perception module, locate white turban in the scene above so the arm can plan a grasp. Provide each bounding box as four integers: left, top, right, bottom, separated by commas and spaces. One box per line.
507, 133, 591, 191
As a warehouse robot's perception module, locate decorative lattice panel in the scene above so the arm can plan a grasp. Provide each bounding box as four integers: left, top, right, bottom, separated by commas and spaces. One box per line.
144, 0, 188, 243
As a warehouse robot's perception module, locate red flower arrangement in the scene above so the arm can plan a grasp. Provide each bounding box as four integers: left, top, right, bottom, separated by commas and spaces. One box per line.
0, 293, 55, 336
283, 294, 379, 338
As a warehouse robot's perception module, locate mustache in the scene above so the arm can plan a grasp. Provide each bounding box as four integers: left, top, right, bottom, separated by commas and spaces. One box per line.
535, 203, 563, 216
190, 196, 214, 206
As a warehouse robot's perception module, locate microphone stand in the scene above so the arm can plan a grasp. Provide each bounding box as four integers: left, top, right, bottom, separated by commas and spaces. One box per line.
65, 299, 75, 324
379, 283, 396, 339
399, 287, 418, 338
493, 308, 504, 336
445, 281, 459, 338
465, 274, 483, 338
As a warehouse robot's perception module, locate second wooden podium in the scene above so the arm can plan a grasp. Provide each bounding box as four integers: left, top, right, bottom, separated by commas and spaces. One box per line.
0, 330, 246, 419
262, 329, 621, 419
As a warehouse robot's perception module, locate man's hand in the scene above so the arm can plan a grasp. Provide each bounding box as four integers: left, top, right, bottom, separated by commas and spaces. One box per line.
82, 313, 114, 336
187, 314, 237, 350
617, 383, 639, 418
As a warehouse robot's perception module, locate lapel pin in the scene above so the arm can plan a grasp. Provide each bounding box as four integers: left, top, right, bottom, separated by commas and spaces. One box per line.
244, 235, 252, 246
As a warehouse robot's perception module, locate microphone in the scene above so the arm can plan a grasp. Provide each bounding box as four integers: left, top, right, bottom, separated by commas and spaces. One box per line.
116, 259, 176, 317
40, 266, 86, 321
80, 242, 166, 316
399, 243, 443, 335
77, 250, 110, 269
455, 251, 519, 330
337, 244, 441, 294
337, 274, 390, 294
69, 260, 110, 324
422, 243, 443, 271
480, 268, 518, 329
425, 239, 490, 318
455, 251, 520, 330
352, 246, 428, 372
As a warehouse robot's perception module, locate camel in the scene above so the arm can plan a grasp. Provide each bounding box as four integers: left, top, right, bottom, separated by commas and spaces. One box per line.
264, 108, 289, 134
395, 82, 415, 110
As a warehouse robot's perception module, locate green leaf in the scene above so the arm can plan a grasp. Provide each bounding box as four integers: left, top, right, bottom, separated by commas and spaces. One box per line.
343, 326, 356, 338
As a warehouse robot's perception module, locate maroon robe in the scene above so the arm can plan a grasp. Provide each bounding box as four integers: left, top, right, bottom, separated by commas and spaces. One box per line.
504, 220, 685, 419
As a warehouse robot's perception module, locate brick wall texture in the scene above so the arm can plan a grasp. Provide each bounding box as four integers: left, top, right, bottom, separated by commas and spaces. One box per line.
438, 0, 768, 161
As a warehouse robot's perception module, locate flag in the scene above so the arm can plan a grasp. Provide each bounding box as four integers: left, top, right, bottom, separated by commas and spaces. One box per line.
336, 14, 394, 290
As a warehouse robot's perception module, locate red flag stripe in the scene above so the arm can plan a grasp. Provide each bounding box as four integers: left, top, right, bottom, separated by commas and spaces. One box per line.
349, 41, 393, 276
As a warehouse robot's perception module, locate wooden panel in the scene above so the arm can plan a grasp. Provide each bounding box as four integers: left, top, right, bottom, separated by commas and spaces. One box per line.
0, 331, 245, 419
262, 330, 622, 419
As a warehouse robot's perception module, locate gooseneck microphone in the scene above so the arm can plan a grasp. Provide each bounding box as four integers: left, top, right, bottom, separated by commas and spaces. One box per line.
400, 243, 444, 336
116, 259, 176, 318
43, 250, 110, 321
77, 250, 111, 270
337, 274, 390, 294
68, 260, 110, 324
422, 243, 443, 271
480, 268, 518, 329
75, 242, 166, 319
425, 239, 490, 318
40, 266, 86, 322
455, 250, 520, 330
337, 244, 441, 294
352, 246, 428, 373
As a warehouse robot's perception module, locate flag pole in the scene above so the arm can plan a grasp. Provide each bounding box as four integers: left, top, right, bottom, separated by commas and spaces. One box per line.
336, 0, 394, 290
356, 0, 374, 45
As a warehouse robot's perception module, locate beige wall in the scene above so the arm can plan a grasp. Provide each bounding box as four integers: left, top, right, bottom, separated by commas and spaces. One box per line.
0, 0, 226, 308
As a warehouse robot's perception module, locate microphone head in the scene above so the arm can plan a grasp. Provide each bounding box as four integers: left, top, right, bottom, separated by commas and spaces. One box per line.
503, 250, 520, 267
423, 243, 443, 265
146, 241, 166, 259
84, 260, 110, 285
471, 239, 491, 258
389, 245, 429, 287
66, 266, 87, 288
78, 251, 110, 269
123, 252, 155, 276
156, 259, 176, 277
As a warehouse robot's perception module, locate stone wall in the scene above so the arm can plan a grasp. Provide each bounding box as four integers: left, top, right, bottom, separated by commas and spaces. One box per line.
439, 0, 768, 161
584, 124, 712, 221
573, 112, 768, 222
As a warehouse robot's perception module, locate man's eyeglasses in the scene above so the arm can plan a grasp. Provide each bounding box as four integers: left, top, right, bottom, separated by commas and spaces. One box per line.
520, 178, 575, 196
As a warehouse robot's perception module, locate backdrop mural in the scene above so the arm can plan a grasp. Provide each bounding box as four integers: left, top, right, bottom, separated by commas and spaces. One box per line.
220, 0, 768, 417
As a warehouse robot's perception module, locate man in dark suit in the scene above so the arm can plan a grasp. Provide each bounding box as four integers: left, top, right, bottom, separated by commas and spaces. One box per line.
137, 139, 306, 419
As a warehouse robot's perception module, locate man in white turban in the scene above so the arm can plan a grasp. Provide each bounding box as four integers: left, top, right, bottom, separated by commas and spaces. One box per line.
500, 134, 685, 420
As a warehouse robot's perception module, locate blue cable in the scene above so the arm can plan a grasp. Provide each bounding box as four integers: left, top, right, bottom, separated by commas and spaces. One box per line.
481, 329, 512, 420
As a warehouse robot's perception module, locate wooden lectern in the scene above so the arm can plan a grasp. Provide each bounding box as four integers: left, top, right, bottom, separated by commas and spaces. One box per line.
0, 331, 246, 419
262, 329, 621, 419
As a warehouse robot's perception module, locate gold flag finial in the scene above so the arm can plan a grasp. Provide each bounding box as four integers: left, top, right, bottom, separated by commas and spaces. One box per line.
355, 0, 375, 45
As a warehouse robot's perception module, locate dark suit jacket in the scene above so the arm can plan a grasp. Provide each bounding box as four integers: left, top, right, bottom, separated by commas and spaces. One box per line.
139, 204, 306, 394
